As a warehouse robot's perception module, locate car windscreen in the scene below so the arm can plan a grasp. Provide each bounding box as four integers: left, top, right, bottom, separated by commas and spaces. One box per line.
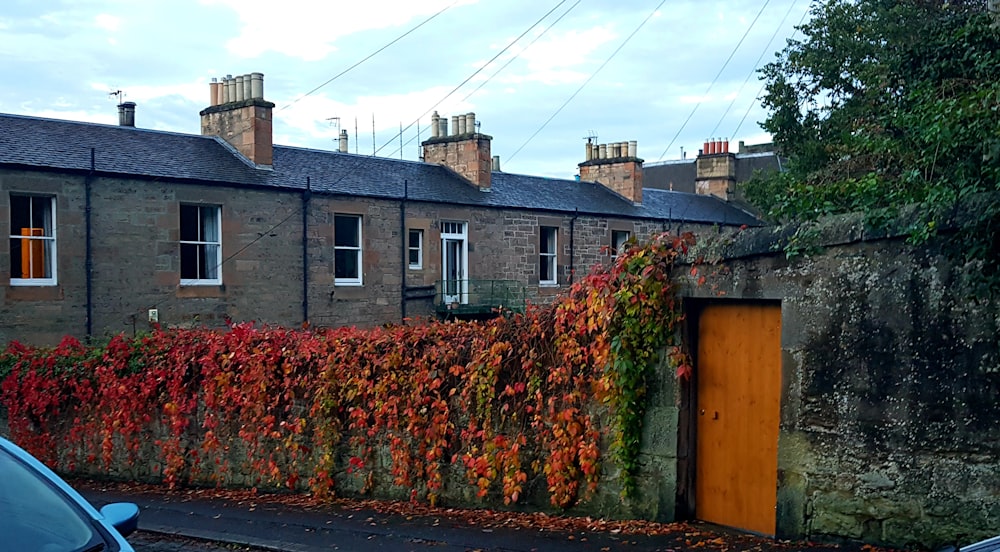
0, 448, 103, 551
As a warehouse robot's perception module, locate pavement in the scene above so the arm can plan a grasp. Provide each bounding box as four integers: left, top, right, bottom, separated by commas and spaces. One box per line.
77, 480, 885, 552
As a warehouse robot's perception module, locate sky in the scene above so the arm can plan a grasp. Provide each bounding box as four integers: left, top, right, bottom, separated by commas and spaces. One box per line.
0, 0, 811, 180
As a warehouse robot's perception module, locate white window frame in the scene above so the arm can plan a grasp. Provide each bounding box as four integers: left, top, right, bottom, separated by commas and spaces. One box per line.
334, 213, 363, 286
179, 204, 222, 286
9, 194, 57, 287
408, 229, 423, 270
539, 226, 558, 286
611, 229, 632, 260
440, 221, 468, 304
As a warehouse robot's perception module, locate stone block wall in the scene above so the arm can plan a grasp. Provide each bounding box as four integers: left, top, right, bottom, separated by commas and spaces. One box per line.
682, 216, 1000, 548
0, 170, 88, 344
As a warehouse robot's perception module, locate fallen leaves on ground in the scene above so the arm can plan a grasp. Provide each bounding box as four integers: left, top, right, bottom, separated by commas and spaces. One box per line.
75, 479, 903, 552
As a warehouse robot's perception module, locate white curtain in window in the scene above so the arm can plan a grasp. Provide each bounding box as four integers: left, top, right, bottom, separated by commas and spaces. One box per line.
202, 207, 220, 280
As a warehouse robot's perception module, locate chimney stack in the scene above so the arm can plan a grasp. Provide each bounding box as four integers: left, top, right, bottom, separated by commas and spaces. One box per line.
117, 101, 136, 127
695, 138, 736, 200
578, 138, 644, 205
422, 112, 492, 191
200, 72, 275, 167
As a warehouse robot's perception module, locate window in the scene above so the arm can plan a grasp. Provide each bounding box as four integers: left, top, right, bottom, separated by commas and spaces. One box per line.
408, 229, 423, 270
611, 230, 632, 259
180, 204, 221, 285
9, 195, 56, 286
334, 214, 362, 285
539, 226, 558, 285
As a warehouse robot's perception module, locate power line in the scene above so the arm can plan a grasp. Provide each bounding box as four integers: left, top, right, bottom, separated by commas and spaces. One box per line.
731, 5, 811, 138
710, 0, 800, 137
506, 0, 667, 165
134, 5, 571, 324
460, 1, 582, 104
386, 0, 582, 158
657, 0, 772, 161
278, 1, 460, 112
374, 0, 571, 158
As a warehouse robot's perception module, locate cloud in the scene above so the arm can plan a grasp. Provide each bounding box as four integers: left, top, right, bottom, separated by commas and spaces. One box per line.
94, 13, 121, 32
203, 0, 479, 61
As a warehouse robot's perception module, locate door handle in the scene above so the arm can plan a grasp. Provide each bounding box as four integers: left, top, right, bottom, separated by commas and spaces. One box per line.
699, 409, 719, 420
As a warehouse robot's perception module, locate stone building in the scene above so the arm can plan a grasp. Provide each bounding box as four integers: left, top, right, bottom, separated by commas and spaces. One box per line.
0, 72, 758, 345
643, 138, 784, 212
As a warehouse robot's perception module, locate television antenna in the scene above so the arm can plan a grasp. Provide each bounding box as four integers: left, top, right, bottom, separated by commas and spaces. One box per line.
108, 89, 126, 105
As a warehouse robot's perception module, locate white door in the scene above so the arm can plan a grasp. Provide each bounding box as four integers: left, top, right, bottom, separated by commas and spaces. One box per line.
441, 222, 468, 304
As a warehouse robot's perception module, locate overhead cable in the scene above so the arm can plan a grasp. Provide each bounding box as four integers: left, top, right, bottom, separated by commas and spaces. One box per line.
278, 1, 460, 111
656, 0, 771, 161
505, 0, 667, 166
710, 0, 800, 138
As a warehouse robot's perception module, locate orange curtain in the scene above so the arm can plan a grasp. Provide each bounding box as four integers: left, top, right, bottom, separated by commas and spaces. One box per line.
20, 228, 44, 278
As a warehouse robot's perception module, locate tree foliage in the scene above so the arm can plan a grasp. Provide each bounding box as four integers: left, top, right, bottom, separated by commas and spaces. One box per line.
744, 0, 1000, 277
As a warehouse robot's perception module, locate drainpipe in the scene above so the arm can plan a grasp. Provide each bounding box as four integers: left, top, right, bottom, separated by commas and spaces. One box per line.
302, 177, 311, 325
85, 148, 95, 339
400, 179, 408, 323
569, 208, 578, 284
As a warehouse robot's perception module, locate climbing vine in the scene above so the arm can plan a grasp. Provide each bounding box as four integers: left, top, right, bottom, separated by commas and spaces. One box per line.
0, 233, 691, 508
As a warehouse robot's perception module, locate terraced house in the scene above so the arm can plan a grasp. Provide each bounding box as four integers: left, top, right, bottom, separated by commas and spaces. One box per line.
0, 73, 758, 345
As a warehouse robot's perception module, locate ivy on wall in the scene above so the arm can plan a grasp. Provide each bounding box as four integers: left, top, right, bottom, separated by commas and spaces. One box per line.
0, 233, 692, 508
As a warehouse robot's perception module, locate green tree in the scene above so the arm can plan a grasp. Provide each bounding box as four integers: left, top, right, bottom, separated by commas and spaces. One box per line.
744, 0, 1000, 276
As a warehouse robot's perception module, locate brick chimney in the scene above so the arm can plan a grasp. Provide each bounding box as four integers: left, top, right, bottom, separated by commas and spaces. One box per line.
695, 138, 736, 200
578, 139, 644, 205
200, 72, 275, 167
421, 112, 492, 191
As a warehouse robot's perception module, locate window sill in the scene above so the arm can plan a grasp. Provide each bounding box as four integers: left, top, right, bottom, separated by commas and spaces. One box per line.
539, 282, 560, 288
176, 285, 226, 299
5, 285, 63, 301
9, 279, 58, 287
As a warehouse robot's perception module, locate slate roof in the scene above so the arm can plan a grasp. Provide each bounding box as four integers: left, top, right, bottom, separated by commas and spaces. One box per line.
0, 112, 760, 227
643, 160, 697, 194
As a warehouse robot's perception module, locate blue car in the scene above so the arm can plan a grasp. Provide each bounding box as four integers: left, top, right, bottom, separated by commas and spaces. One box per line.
0, 436, 139, 551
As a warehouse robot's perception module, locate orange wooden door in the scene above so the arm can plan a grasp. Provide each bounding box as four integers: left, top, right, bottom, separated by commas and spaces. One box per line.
695, 303, 782, 535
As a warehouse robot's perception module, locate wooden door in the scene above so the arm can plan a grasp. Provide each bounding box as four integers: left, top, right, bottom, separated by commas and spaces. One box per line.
695, 303, 782, 535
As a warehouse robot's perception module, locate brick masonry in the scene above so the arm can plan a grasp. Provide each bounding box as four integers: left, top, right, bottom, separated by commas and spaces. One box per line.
578, 158, 644, 204
1, 168, 717, 345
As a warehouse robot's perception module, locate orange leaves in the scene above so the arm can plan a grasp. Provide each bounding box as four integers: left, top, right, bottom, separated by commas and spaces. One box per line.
0, 232, 694, 512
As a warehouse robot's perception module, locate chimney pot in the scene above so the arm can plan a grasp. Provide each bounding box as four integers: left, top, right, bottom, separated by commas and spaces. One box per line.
458, 114, 467, 135
492, 154, 500, 172
209, 78, 220, 107
430, 111, 440, 138
242, 74, 252, 102
339, 129, 348, 153
467, 112, 476, 135
251, 72, 264, 99
450, 115, 459, 136
118, 101, 136, 127
234, 75, 245, 101
628, 140, 637, 158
